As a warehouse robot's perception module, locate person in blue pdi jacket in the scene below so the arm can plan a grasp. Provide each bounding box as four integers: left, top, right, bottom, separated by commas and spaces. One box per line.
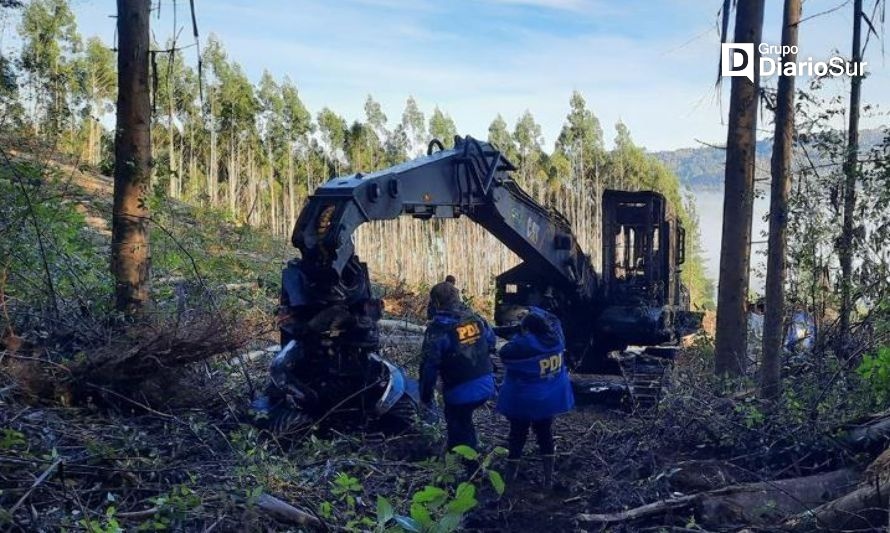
419, 282, 496, 454
497, 306, 575, 490
426, 274, 457, 320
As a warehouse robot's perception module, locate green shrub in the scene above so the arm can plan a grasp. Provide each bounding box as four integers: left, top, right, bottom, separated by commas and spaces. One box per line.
857, 346, 890, 405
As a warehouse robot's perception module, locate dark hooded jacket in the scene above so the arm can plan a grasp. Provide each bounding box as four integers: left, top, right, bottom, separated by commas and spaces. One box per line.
496, 306, 574, 420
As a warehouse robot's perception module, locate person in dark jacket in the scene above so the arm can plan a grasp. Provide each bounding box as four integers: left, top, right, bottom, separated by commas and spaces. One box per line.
426, 275, 457, 320
497, 306, 574, 490
419, 283, 495, 452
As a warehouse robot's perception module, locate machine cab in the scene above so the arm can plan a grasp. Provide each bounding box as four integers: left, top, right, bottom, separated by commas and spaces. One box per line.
601, 190, 686, 311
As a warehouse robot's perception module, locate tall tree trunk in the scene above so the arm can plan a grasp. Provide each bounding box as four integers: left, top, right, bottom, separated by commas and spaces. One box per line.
86, 88, 95, 164
167, 82, 176, 198
838, 0, 863, 359
761, 0, 801, 401
228, 137, 237, 215
209, 95, 217, 206
111, 0, 152, 314
178, 130, 184, 198
715, 0, 765, 377
288, 149, 295, 232
95, 117, 102, 166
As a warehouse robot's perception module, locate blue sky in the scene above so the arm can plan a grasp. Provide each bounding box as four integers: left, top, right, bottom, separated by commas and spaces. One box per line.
51, 0, 890, 150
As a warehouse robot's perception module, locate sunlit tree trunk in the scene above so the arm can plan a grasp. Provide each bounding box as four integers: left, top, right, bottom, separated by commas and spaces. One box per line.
715, 0, 765, 377
167, 80, 176, 198
111, 0, 152, 314
761, 0, 801, 401
228, 136, 237, 215
288, 149, 295, 232
209, 95, 217, 206
838, 0, 863, 359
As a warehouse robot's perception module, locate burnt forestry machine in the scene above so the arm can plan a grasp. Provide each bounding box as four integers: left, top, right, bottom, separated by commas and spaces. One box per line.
252, 136, 700, 433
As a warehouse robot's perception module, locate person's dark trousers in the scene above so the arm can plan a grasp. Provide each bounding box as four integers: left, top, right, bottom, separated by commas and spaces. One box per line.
507, 417, 554, 459
443, 399, 486, 451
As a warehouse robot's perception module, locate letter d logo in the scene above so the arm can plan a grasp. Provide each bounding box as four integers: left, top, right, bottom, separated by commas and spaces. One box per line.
721, 43, 755, 83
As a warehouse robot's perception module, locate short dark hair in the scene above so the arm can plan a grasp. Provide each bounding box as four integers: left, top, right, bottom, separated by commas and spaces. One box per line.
445, 275, 456, 284
431, 283, 461, 310
521, 311, 549, 336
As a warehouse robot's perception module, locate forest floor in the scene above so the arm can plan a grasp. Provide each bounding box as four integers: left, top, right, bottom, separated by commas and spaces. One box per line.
3, 151, 889, 532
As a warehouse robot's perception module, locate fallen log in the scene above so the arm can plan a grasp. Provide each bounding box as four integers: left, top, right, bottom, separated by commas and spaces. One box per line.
223, 282, 259, 291
256, 493, 322, 528
782, 478, 890, 531
577, 469, 857, 528
228, 345, 279, 366
576, 494, 697, 525
783, 448, 890, 531
378, 319, 425, 334
380, 335, 424, 346
666, 459, 753, 492
841, 414, 890, 455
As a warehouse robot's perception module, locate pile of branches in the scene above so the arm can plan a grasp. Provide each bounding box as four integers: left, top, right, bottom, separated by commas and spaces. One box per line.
564, 344, 890, 531
68, 311, 249, 386
4, 302, 252, 410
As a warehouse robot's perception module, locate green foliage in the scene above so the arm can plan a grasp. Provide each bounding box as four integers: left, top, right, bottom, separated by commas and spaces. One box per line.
375, 447, 507, 532
78, 505, 121, 533
429, 107, 457, 148
858, 346, 890, 405
18, 0, 81, 135
0, 162, 114, 332
324, 472, 376, 530
487, 114, 516, 161
0, 428, 27, 450
139, 485, 202, 531
734, 400, 765, 429
449, 444, 478, 461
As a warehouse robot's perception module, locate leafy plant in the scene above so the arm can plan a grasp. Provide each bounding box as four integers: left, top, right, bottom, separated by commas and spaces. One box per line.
78, 506, 122, 533
375, 446, 507, 533
326, 472, 375, 530
0, 428, 27, 450
137, 484, 202, 531
858, 346, 890, 405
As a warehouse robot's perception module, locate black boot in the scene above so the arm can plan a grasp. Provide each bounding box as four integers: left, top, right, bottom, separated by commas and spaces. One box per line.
542, 455, 555, 491
504, 458, 521, 482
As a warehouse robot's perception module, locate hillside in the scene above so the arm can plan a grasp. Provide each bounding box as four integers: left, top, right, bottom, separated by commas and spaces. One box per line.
652, 128, 885, 190
0, 151, 726, 531
3, 150, 881, 532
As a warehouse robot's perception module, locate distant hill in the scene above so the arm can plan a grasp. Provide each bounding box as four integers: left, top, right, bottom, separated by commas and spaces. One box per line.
651, 128, 885, 191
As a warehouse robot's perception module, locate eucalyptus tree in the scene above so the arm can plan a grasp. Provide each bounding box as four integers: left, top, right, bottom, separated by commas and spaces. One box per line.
555, 91, 604, 180
154, 44, 198, 197
257, 71, 285, 231
400, 96, 426, 156
761, 0, 802, 401
19, 0, 81, 136
279, 77, 311, 229
429, 106, 457, 148
204, 37, 259, 216
111, 0, 151, 314
512, 110, 545, 184
487, 114, 517, 163
76, 36, 115, 166
317, 107, 348, 176
715, 0, 766, 377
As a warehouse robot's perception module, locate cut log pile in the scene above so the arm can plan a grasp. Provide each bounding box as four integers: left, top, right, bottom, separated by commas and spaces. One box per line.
575, 412, 890, 530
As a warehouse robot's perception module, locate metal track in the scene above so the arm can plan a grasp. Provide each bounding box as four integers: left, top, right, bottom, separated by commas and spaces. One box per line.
618, 348, 676, 412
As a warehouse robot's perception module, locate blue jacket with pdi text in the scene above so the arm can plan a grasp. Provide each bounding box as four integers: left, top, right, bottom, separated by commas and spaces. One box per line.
496, 308, 574, 421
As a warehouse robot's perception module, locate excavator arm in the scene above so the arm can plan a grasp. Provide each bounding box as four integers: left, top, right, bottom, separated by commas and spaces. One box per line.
287, 135, 697, 374
292, 136, 597, 301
